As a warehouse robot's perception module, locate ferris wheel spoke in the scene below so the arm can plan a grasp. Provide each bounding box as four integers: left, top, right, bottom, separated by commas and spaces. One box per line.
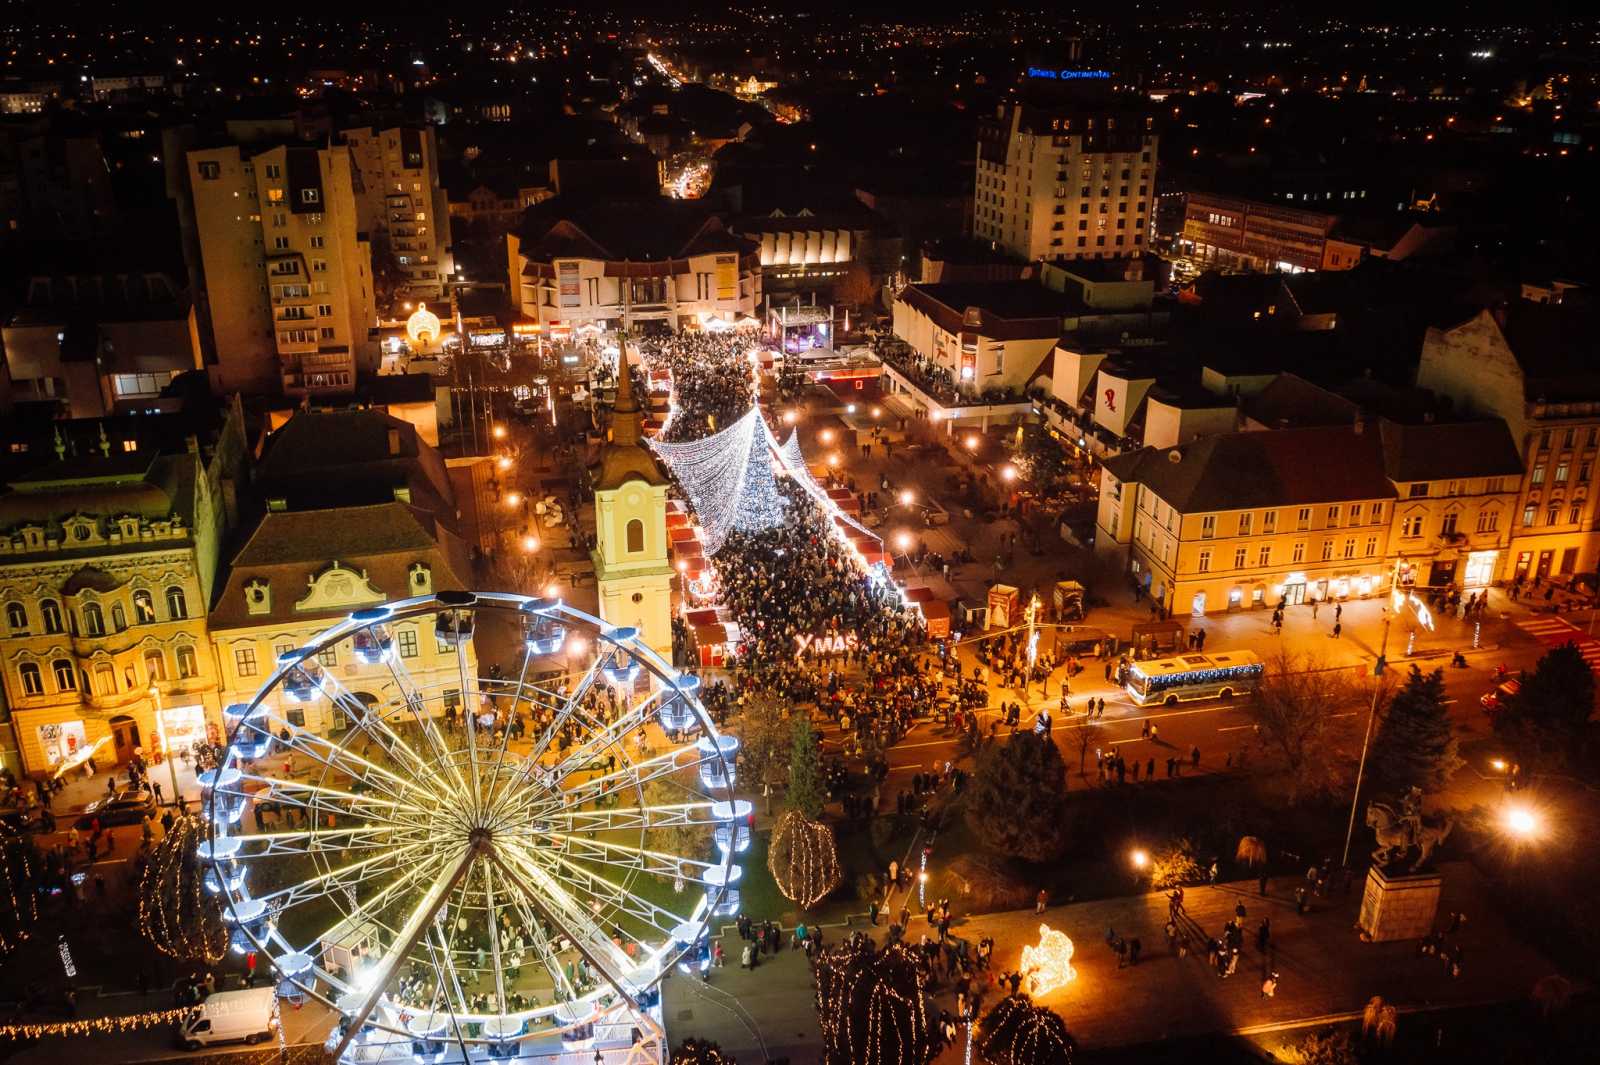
421, 925, 475, 1060
530, 688, 668, 797
477, 640, 550, 824
492, 849, 645, 1012
527, 847, 699, 939
329, 843, 478, 1064
253, 838, 435, 908
317, 668, 460, 805
229, 825, 431, 857
268, 718, 442, 811
378, 651, 476, 804
240, 774, 440, 834
539, 799, 728, 835
479, 861, 508, 1014
295, 846, 455, 963
548, 744, 705, 813
492, 881, 580, 1003
524, 654, 610, 766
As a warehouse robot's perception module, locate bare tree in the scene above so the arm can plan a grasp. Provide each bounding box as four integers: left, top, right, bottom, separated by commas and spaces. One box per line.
733, 692, 792, 812
1073, 722, 1094, 779
1244, 650, 1362, 804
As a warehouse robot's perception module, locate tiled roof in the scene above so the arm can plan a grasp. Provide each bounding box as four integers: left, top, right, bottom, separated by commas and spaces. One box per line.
1376, 419, 1523, 483
1104, 426, 1395, 513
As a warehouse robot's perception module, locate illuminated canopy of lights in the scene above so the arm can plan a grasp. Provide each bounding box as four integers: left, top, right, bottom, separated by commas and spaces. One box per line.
1020, 924, 1076, 996
405, 302, 442, 347
649, 407, 787, 554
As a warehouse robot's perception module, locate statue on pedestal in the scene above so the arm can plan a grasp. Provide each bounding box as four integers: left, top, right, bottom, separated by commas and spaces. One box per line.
1365, 787, 1453, 874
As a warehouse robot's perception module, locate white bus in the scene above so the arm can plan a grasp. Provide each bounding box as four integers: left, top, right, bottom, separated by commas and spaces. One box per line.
1124, 650, 1264, 707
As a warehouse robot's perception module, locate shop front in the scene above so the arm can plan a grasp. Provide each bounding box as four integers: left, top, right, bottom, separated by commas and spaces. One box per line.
1463, 550, 1498, 589
37, 721, 88, 769
157, 704, 210, 761
1428, 555, 1459, 589
1281, 572, 1307, 605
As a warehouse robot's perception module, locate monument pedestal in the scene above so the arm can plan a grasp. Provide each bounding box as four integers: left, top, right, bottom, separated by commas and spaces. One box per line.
1357, 865, 1442, 942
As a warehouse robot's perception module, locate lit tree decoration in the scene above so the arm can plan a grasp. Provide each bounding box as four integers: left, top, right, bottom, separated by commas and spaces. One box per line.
768, 809, 843, 909
650, 408, 786, 554
138, 813, 227, 963
815, 938, 931, 1065
1018, 925, 1076, 996
976, 995, 1076, 1065
0, 826, 37, 955
671, 1037, 737, 1065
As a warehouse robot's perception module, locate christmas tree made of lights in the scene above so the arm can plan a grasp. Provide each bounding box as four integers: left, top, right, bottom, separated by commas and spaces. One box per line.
650, 407, 786, 554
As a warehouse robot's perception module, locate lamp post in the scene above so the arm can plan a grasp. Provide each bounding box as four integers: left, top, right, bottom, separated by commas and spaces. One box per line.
1341, 609, 1391, 868
149, 684, 180, 807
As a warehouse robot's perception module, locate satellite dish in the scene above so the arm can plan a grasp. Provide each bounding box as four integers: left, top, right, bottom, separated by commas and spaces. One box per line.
1167, 449, 1183, 463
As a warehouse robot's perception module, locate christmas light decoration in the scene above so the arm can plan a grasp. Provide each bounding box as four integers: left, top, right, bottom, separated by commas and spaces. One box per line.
650, 408, 786, 554
768, 810, 843, 909
814, 938, 930, 1065
137, 812, 227, 963
1018, 925, 1076, 996
976, 994, 1076, 1065
0, 826, 37, 956
0, 1007, 195, 1040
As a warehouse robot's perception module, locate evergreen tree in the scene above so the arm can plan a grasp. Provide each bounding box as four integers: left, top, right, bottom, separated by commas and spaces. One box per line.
787, 715, 825, 820
966, 730, 1070, 862
1370, 666, 1462, 797
1494, 642, 1596, 769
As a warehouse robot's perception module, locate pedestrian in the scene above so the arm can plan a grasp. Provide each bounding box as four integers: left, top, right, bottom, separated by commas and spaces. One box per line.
869, 899, 880, 925
1312, 600, 1319, 619
1035, 889, 1048, 914
1335, 604, 1342, 622
1146, 757, 1155, 779
1257, 917, 1271, 952
1261, 971, 1278, 998
1333, 621, 1342, 639
1258, 871, 1269, 896
153, 780, 164, 805
1190, 745, 1200, 769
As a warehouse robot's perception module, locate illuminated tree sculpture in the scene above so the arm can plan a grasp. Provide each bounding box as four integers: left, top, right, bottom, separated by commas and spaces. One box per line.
0, 826, 38, 956
976, 995, 1076, 1065
769, 809, 842, 909
815, 938, 931, 1065
138, 812, 228, 963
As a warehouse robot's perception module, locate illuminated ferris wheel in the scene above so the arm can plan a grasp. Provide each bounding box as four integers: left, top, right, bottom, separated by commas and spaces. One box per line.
197, 592, 748, 1062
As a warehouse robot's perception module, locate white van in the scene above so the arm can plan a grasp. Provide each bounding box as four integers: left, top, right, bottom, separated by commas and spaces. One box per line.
175, 987, 279, 1050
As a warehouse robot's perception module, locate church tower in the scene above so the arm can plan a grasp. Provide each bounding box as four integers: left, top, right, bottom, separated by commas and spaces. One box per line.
590, 345, 674, 657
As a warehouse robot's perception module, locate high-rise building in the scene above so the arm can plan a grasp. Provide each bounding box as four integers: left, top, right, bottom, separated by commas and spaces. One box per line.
974, 75, 1157, 263
183, 141, 377, 398
341, 126, 453, 305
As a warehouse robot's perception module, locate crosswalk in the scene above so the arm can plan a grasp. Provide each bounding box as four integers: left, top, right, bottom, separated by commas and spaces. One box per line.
1513, 614, 1600, 671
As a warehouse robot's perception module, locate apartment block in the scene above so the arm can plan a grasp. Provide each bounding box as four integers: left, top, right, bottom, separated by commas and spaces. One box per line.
974, 89, 1157, 263
185, 142, 377, 398
341, 126, 452, 305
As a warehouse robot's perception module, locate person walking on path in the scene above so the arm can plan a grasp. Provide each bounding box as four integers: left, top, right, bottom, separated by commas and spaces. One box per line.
1261, 971, 1278, 998
1333, 621, 1342, 639
1191, 745, 1201, 770
1257, 917, 1271, 953
1312, 600, 1319, 619
1258, 871, 1269, 896
869, 899, 880, 925
1335, 603, 1342, 623
1035, 889, 1048, 914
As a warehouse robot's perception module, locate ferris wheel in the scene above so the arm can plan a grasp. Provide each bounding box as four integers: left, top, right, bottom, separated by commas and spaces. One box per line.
196, 591, 748, 1062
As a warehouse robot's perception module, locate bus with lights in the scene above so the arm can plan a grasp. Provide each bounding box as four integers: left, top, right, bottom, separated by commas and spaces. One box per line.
1124, 650, 1264, 707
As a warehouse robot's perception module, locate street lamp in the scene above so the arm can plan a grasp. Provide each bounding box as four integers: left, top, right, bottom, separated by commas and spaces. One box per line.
898, 489, 915, 507
504, 492, 522, 508
820, 429, 835, 444
492, 424, 507, 441
149, 684, 181, 807
1129, 848, 1149, 871
1001, 465, 1019, 483
521, 534, 540, 552
965, 435, 980, 451
497, 456, 513, 471
1503, 805, 1540, 839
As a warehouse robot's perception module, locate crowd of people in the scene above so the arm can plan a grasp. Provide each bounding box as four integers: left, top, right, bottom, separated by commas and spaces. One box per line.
637, 329, 760, 444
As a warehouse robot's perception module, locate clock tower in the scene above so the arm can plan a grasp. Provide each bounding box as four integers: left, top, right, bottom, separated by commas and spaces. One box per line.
590, 344, 674, 657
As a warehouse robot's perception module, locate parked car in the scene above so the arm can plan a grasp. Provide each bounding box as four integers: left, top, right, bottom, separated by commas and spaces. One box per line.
0, 805, 39, 831
76, 787, 155, 829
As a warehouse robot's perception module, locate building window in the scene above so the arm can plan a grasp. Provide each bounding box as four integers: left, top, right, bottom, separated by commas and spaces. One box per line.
52, 660, 75, 691
112, 603, 127, 632
1237, 513, 1252, 536
41, 599, 62, 634
318, 646, 338, 667
1197, 551, 1211, 573
1370, 503, 1384, 524
1548, 504, 1560, 525
309, 235, 325, 248
1291, 542, 1305, 563
1348, 503, 1362, 524
1233, 547, 1247, 569
1321, 541, 1334, 561
4, 601, 25, 632
625, 519, 645, 553
177, 645, 198, 679
1364, 536, 1378, 556
1531, 465, 1545, 485
133, 590, 155, 623
166, 586, 188, 619
1522, 504, 1536, 526
235, 646, 258, 678
82, 602, 104, 636
1555, 461, 1570, 484
1571, 502, 1584, 524
19, 662, 42, 696
265, 164, 281, 179
1261, 511, 1277, 534
398, 628, 418, 658
272, 236, 289, 250
1296, 507, 1311, 531
1476, 509, 1498, 533
1440, 513, 1458, 537
1326, 505, 1340, 524
1257, 545, 1271, 566
1200, 515, 1215, 539
197, 161, 221, 180
301, 187, 320, 204
1343, 539, 1356, 559
144, 650, 166, 682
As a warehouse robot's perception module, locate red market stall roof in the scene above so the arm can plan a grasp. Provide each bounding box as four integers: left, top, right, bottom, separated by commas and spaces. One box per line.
684, 608, 723, 626
920, 598, 952, 638
670, 526, 699, 543
692, 622, 739, 647
903, 586, 937, 604
666, 511, 693, 529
